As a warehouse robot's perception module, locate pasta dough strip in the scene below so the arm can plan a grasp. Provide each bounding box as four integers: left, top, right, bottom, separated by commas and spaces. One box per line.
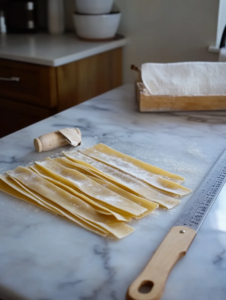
0, 175, 108, 236
7, 167, 134, 239
30, 164, 132, 222
1, 143, 193, 239
8, 175, 109, 236
80, 145, 191, 196
88, 176, 159, 219
0, 175, 60, 215
52, 157, 159, 217
90, 144, 184, 183
63, 151, 181, 209
35, 159, 147, 217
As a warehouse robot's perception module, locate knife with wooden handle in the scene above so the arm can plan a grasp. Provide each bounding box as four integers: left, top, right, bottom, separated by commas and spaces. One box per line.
127, 149, 226, 300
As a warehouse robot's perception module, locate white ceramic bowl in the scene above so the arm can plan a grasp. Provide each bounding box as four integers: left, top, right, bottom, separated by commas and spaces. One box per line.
75, 0, 113, 15
73, 12, 121, 40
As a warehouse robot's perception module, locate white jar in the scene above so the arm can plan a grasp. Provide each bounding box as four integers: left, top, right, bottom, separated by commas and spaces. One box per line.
48, 0, 64, 34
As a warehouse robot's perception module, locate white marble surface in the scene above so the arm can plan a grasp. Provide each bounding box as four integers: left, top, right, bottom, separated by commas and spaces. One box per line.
0, 84, 226, 300
0, 34, 127, 66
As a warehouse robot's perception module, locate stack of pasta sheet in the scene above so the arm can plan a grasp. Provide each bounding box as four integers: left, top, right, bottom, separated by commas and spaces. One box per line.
0, 144, 191, 239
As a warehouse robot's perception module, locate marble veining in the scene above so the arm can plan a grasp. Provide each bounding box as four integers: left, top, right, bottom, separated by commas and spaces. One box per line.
0, 84, 226, 300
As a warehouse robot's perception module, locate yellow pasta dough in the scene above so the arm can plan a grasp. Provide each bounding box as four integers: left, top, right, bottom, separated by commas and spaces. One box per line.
54, 157, 111, 180
0, 175, 57, 213
80, 145, 191, 197
0, 143, 192, 239
63, 151, 181, 209
34, 159, 147, 218
7, 167, 134, 239
52, 157, 158, 217
30, 164, 133, 222
87, 176, 159, 219
0, 174, 107, 236
93, 144, 184, 183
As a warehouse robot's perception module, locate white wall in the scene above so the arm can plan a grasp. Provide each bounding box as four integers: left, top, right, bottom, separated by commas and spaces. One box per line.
65, 0, 220, 83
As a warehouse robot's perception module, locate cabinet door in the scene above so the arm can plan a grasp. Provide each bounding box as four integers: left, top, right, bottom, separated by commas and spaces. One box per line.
0, 98, 55, 138
56, 47, 122, 112
0, 59, 58, 108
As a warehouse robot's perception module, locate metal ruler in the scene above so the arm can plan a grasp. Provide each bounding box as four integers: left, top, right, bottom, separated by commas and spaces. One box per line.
175, 148, 226, 230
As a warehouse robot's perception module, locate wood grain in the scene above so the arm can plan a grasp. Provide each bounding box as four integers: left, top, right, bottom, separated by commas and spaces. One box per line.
0, 59, 58, 108
0, 97, 55, 138
127, 226, 196, 300
136, 82, 226, 112
34, 132, 68, 152
56, 48, 122, 112
0, 47, 123, 137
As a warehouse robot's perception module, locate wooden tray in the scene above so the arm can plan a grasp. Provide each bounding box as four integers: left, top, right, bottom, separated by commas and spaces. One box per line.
136, 82, 226, 112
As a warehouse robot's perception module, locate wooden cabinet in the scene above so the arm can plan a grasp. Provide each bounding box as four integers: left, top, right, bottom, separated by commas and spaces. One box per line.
0, 47, 122, 137
0, 60, 57, 108
0, 98, 56, 137
57, 47, 122, 111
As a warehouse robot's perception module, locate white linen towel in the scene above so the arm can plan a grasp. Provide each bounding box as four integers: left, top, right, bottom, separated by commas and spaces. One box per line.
141, 62, 226, 96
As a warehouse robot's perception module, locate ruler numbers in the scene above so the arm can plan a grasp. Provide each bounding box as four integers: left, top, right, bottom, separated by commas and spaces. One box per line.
175, 151, 226, 231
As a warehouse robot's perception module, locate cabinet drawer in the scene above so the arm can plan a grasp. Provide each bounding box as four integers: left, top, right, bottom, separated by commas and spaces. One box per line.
0, 59, 57, 108
0, 98, 56, 138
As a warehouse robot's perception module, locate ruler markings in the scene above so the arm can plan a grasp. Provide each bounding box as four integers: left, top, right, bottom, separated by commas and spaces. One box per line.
175, 150, 226, 231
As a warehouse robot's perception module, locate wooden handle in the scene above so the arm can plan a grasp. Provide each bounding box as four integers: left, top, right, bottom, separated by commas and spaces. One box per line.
126, 226, 196, 300
131, 65, 142, 82
34, 132, 68, 152
131, 65, 140, 72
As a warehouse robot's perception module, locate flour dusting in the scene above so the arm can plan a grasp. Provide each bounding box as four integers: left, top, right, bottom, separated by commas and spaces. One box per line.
65, 151, 181, 209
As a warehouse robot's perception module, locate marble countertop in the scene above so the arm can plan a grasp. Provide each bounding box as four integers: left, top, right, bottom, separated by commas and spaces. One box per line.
0, 34, 127, 66
0, 84, 226, 300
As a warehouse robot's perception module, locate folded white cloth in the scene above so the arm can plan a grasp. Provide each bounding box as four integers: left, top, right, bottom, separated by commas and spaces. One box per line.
141, 62, 226, 96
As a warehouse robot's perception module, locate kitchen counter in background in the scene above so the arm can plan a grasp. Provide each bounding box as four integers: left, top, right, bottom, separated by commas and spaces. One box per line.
0, 34, 126, 137
0, 33, 127, 66
0, 84, 226, 300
